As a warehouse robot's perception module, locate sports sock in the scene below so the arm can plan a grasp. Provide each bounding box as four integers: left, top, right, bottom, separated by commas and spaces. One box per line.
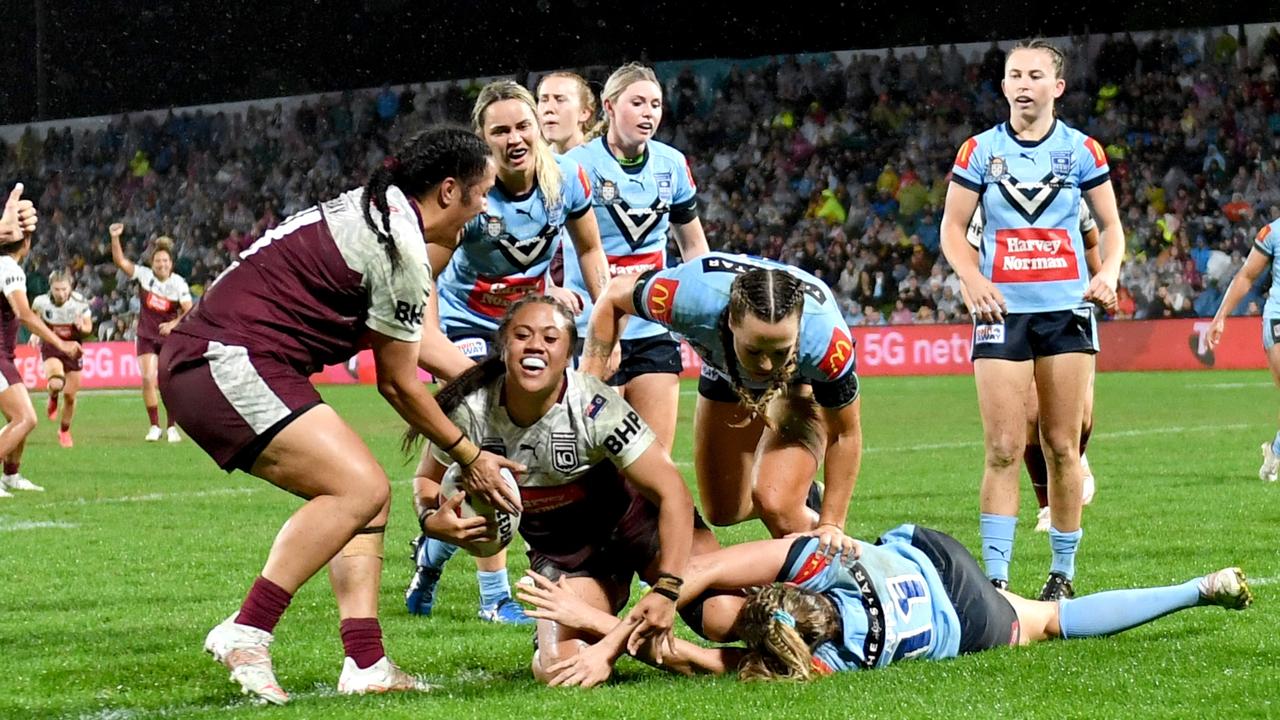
235, 576, 293, 633
1058, 579, 1200, 638
339, 618, 385, 669
1049, 527, 1083, 579
478, 568, 512, 607
980, 513, 1017, 582
423, 537, 459, 569
147, 405, 160, 427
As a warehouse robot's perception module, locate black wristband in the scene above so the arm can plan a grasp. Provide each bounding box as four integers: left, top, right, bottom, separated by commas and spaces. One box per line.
440, 432, 466, 454
651, 586, 680, 601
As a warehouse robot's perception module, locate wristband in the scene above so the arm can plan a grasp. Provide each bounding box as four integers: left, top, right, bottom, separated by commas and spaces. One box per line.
651, 573, 683, 601
449, 437, 481, 466
417, 507, 437, 533
440, 431, 467, 455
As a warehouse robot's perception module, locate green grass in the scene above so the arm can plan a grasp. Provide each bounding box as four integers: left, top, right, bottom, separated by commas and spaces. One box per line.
0, 371, 1277, 719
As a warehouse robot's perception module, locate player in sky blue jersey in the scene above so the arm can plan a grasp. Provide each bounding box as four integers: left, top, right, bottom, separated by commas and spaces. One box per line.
522, 526, 1252, 685
941, 39, 1124, 602
583, 253, 862, 554
1208, 215, 1280, 482
563, 62, 710, 455
407, 81, 610, 625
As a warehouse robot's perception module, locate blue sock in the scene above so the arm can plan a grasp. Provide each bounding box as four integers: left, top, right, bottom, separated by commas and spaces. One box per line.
423, 537, 459, 569
477, 568, 511, 607
980, 513, 1017, 582
1270, 431, 1280, 456
1049, 527, 1083, 579
1059, 579, 1201, 638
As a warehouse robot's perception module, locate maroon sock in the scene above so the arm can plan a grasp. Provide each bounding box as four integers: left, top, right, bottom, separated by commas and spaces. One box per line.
146, 405, 160, 426
1079, 421, 1093, 456
1024, 443, 1049, 509
60, 421, 71, 432
165, 407, 175, 428
3, 461, 18, 476
234, 576, 293, 634
340, 618, 386, 669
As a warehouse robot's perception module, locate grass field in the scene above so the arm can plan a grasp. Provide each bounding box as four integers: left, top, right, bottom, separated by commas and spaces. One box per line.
0, 370, 1276, 719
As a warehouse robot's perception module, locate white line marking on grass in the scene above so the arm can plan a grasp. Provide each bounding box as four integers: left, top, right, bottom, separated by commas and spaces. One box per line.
1249, 575, 1279, 586
74, 389, 145, 397
0, 519, 79, 532
866, 424, 1251, 454
1185, 382, 1272, 389
37, 487, 259, 508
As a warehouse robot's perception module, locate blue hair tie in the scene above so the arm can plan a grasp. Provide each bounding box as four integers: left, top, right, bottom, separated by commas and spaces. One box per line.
772, 609, 796, 628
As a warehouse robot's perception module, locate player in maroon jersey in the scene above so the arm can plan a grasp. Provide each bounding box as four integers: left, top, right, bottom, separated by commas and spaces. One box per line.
0, 184, 82, 496
109, 226, 192, 442
30, 271, 93, 447
159, 127, 523, 704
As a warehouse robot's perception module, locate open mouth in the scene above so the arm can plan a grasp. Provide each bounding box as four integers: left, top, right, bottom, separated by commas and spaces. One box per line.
508, 148, 529, 163
636, 122, 654, 134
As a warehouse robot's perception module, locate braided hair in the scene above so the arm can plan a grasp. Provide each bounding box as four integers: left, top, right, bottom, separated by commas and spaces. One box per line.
363, 126, 491, 272
716, 268, 806, 422
402, 294, 579, 454
736, 583, 841, 682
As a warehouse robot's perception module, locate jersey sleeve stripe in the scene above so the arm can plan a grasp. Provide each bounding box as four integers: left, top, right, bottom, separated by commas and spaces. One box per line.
950, 174, 982, 193
631, 269, 660, 322
1254, 240, 1274, 258
1079, 172, 1111, 192
567, 203, 592, 220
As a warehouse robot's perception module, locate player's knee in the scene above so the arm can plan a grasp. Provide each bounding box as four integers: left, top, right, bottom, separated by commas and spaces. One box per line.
47, 376, 65, 394
984, 435, 1023, 470
1039, 432, 1081, 468
752, 487, 807, 536
531, 640, 587, 685
11, 411, 37, 435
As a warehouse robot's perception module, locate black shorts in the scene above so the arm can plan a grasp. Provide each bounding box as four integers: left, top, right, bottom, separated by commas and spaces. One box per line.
527, 496, 708, 614
970, 309, 1098, 362
898, 525, 1020, 654
607, 334, 682, 386
697, 364, 814, 403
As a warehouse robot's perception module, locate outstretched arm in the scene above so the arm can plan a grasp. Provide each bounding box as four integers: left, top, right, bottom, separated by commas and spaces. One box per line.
108, 223, 136, 277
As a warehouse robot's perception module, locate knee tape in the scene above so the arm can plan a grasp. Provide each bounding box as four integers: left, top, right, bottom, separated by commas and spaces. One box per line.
340, 525, 385, 559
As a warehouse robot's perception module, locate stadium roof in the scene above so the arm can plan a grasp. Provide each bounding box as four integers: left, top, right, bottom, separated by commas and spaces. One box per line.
1, 1, 1276, 124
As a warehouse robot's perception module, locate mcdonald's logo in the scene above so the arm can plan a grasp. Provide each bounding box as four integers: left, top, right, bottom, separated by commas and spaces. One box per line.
791, 551, 830, 585
821, 326, 855, 380
1084, 137, 1107, 168
646, 278, 679, 324
1257, 224, 1273, 244
954, 137, 978, 170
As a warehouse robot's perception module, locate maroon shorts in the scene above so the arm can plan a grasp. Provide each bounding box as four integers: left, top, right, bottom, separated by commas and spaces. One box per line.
0, 356, 22, 390
41, 344, 82, 372
136, 335, 164, 357
158, 333, 322, 472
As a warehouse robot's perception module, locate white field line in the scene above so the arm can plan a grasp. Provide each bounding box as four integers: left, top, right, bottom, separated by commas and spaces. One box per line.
0, 519, 79, 532
34, 486, 258, 508
865, 423, 1251, 454
1184, 382, 1273, 389
1249, 575, 1279, 586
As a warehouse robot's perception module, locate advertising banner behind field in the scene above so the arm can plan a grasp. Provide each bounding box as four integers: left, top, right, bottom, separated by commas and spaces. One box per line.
16, 317, 1270, 389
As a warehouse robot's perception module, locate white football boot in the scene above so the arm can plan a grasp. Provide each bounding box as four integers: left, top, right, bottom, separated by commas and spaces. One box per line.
1034, 506, 1051, 533
1260, 443, 1279, 482
338, 656, 434, 695
145, 425, 163, 442
204, 614, 289, 705
1080, 453, 1096, 505
2, 474, 44, 492
166, 426, 182, 443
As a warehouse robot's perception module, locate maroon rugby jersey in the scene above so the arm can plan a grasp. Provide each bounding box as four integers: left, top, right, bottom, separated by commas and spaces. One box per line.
0, 256, 25, 359
131, 265, 191, 341
174, 185, 432, 372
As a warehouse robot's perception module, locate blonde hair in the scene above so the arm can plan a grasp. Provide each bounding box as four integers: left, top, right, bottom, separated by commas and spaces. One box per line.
1006, 38, 1065, 79
151, 236, 175, 263
49, 270, 73, 286
472, 80, 563, 207
537, 71, 598, 136
736, 583, 841, 682
586, 62, 661, 142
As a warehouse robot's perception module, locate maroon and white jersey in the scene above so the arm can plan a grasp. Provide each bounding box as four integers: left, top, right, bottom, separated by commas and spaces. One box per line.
175, 185, 433, 373
431, 370, 656, 560
131, 265, 191, 341
32, 292, 91, 341
0, 256, 26, 359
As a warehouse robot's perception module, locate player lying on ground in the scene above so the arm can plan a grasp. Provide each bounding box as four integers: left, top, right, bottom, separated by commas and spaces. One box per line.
411, 296, 760, 683
520, 524, 1252, 686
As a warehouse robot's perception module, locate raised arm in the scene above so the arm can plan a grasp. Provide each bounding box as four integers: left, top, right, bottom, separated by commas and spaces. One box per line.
580, 274, 641, 378
108, 223, 136, 277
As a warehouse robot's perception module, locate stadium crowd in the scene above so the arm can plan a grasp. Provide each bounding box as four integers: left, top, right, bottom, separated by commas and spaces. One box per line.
2, 24, 1279, 334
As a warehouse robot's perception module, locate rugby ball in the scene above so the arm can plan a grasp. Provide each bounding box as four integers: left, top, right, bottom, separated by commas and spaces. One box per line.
439, 465, 520, 557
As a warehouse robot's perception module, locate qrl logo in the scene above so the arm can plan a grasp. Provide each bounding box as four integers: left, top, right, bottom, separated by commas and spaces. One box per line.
991, 228, 1079, 283
647, 278, 679, 324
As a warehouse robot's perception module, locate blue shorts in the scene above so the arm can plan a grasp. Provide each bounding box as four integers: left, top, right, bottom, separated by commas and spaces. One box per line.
1261, 317, 1280, 351
971, 309, 1099, 362
607, 334, 683, 386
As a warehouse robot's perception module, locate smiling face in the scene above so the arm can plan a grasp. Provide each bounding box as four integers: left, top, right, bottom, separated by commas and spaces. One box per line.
606, 80, 663, 149
1002, 47, 1065, 124
503, 300, 574, 397
729, 312, 800, 383
151, 249, 173, 279
481, 98, 539, 176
